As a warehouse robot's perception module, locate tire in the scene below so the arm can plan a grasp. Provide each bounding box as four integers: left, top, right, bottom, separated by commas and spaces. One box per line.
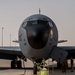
17, 60, 22, 69
33, 64, 37, 74
11, 60, 16, 69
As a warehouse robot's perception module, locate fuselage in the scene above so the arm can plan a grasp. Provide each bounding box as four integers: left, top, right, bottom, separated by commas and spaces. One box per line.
19, 14, 58, 62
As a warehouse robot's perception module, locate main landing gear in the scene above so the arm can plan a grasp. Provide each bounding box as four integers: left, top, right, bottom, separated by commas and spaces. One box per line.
33, 62, 37, 74
11, 60, 22, 69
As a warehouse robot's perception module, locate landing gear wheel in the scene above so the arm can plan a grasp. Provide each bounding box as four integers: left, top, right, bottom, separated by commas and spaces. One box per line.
11, 60, 16, 69
57, 63, 61, 69
17, 60, 22, 69
33, 63, 37, 74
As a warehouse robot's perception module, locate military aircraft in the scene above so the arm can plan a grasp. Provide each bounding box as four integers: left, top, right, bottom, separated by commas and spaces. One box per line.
0, 14, 75, 74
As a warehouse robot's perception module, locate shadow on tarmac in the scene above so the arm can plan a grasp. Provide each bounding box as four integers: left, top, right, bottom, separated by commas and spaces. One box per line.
0, 67, 33, 70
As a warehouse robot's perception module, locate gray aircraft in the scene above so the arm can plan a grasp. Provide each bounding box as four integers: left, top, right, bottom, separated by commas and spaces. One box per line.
0, 14, 75, 74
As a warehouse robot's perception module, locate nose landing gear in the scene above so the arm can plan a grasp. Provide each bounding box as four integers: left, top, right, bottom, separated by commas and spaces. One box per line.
33, 58, 49, 75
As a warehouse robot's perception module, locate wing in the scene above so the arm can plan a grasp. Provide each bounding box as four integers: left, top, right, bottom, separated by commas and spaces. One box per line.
0, 46, 23, 60
58, 46, 75, 59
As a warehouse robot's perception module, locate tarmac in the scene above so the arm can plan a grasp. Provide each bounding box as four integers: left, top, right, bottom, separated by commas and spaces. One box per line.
0, 59, 75, 75
0, 68, 75, 75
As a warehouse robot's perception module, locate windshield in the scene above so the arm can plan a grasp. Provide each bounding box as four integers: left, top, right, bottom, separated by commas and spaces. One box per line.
27, 20, 48, 25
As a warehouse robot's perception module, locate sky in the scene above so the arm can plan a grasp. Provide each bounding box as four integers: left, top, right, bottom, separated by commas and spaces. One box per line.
0, 0, 75, 46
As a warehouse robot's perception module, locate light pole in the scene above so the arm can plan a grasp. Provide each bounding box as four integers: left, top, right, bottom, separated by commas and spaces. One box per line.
10, 34, 11, 46
2, 27, 4, 46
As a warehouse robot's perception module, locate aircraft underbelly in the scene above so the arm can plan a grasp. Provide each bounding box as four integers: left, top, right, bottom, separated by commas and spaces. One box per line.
24, 46, 53, 60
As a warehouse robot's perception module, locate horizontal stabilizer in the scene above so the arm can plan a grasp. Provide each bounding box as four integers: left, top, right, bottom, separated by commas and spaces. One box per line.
58, 40, 67, 43
50, 47, 68, 64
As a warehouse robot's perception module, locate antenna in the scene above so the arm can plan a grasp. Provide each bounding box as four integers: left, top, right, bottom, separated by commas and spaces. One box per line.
39, 8, 41, 14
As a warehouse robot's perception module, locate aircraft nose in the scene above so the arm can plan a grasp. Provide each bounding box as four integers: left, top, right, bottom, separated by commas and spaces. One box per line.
25, 23, 50, 49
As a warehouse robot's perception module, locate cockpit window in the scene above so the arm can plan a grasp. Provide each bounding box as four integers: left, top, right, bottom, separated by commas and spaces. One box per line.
27, 20, 48, 25
28, 20, 37, 24
49, 22, 53, 28
38, 20, 48, 25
